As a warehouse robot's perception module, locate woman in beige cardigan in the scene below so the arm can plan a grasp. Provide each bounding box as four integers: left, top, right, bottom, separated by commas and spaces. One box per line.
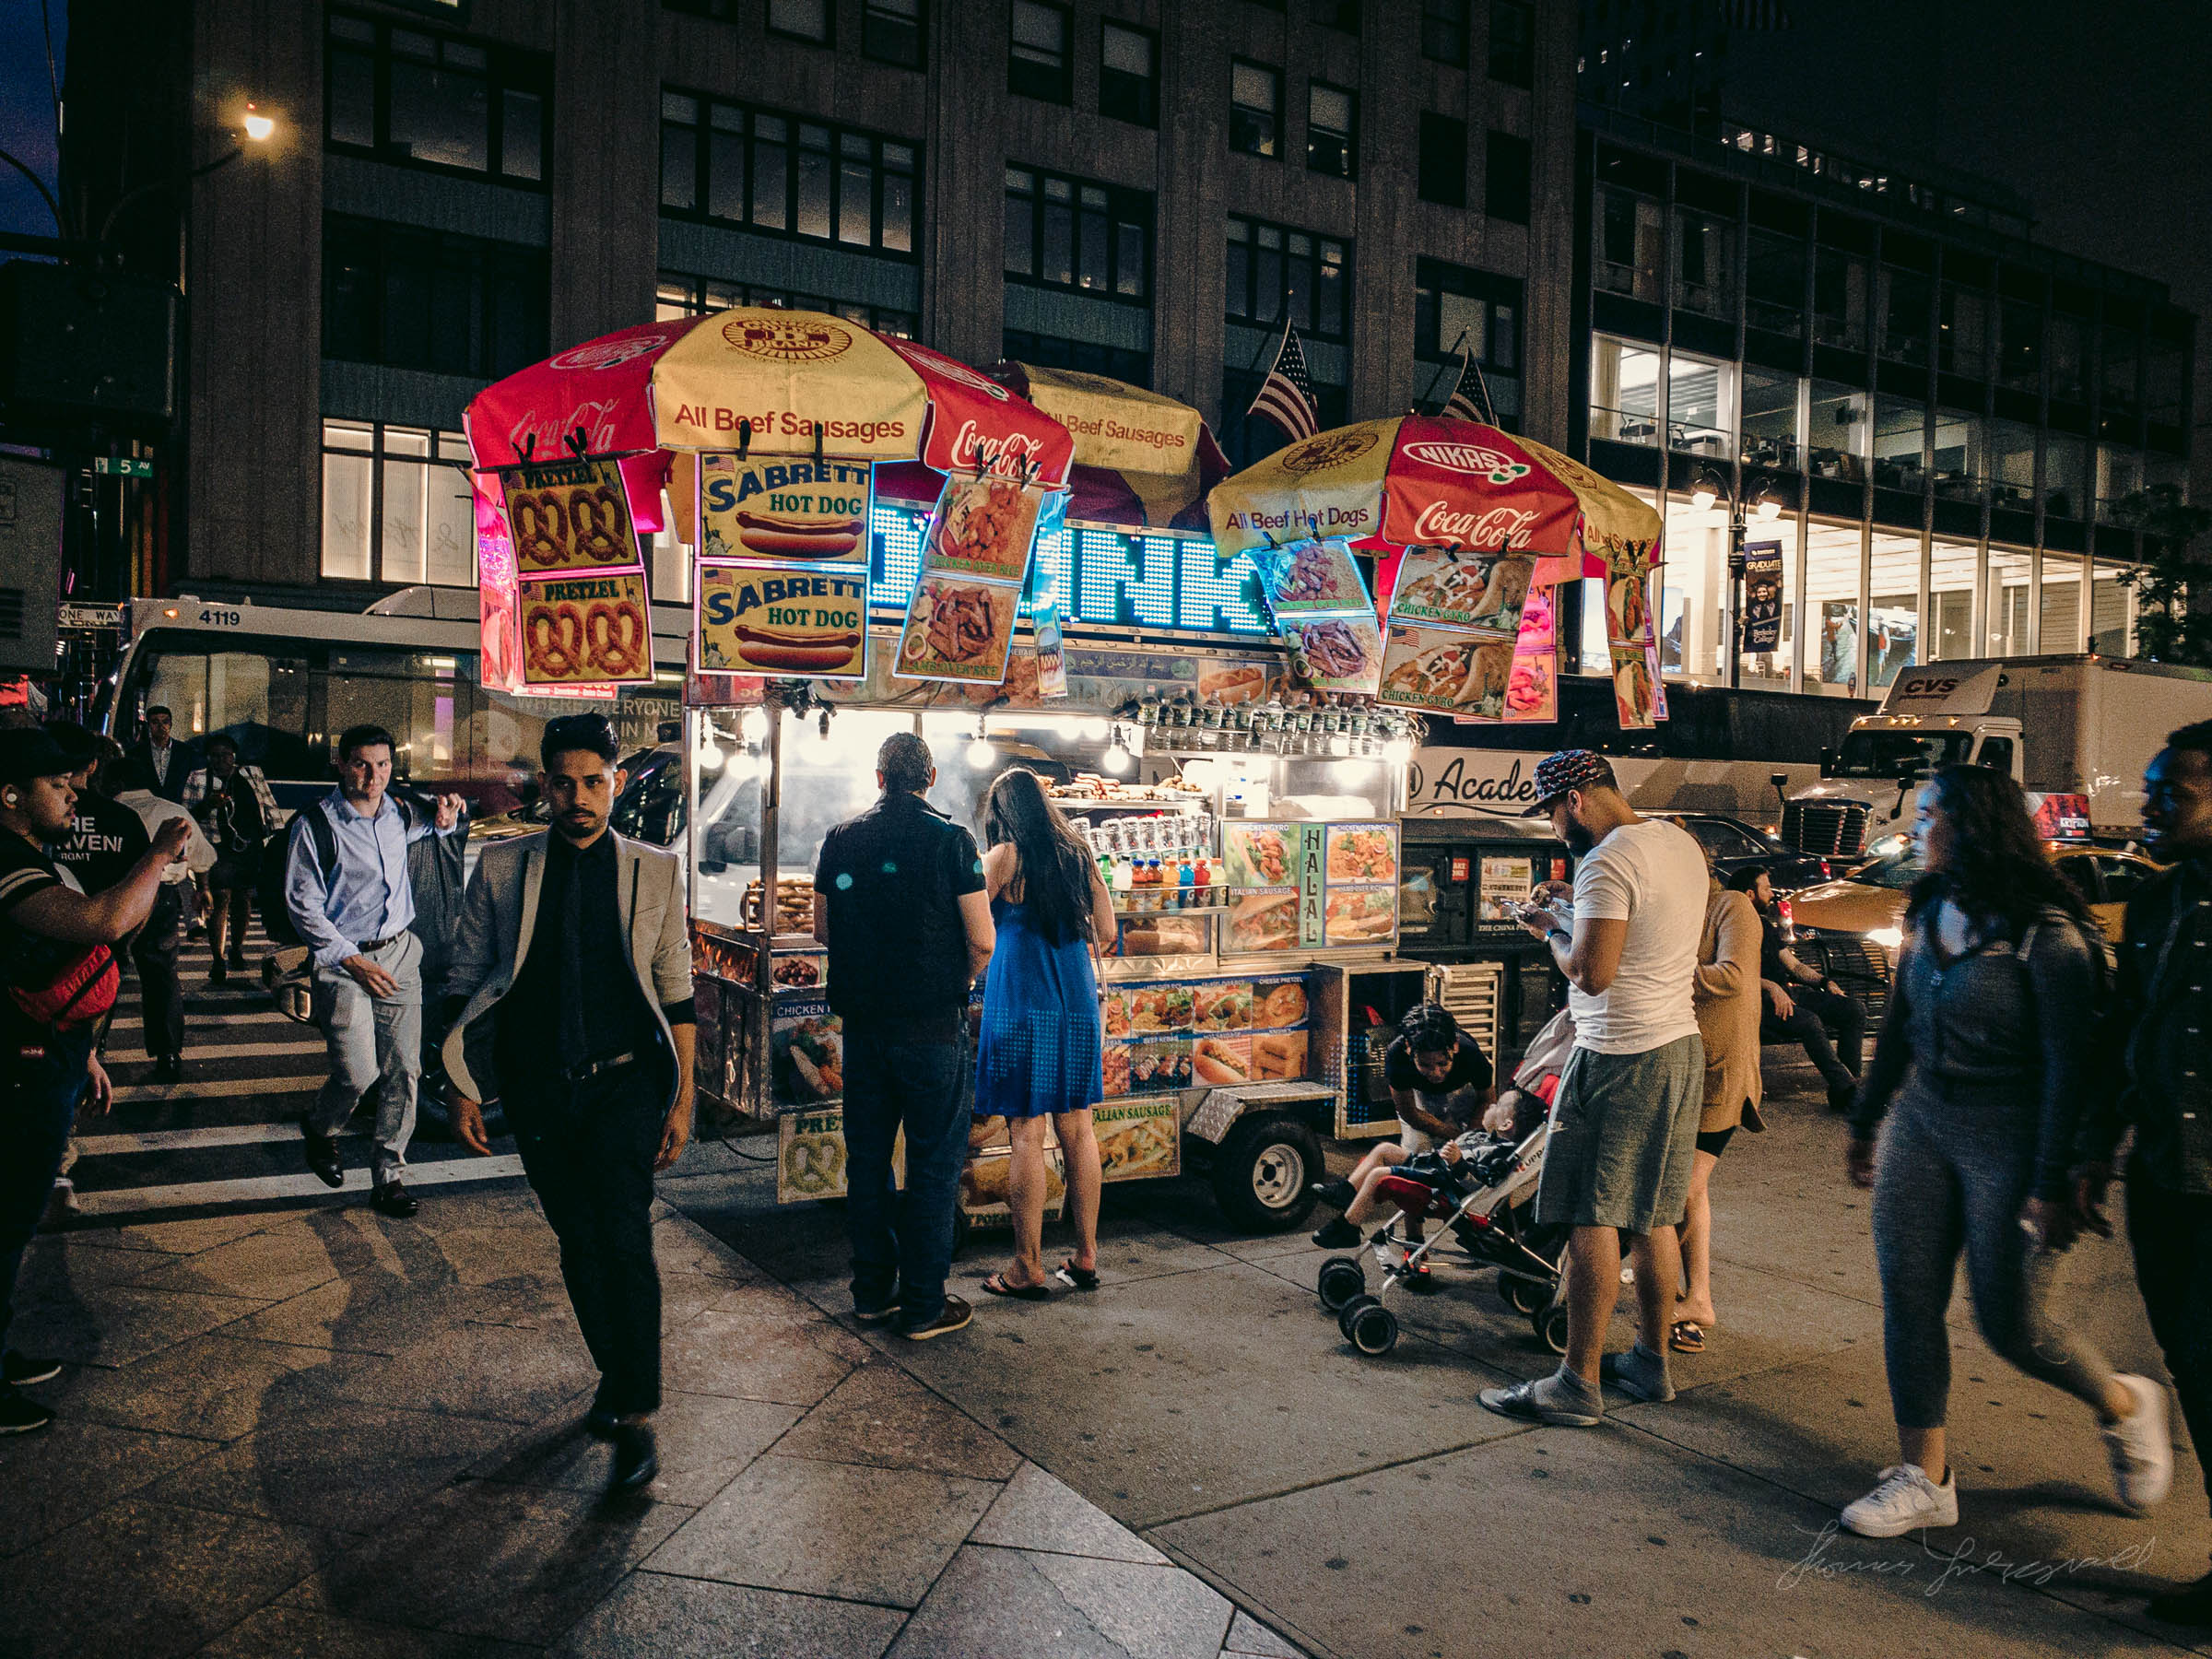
1673, 867, 1765, 1352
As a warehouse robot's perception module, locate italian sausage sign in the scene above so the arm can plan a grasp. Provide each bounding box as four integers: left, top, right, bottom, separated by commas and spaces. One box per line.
698, 563, 867, 679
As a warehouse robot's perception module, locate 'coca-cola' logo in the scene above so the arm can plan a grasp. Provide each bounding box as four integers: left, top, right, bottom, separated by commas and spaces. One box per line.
1409, 500, 1540, 548
547, 329, 681, 371
1402, 441, 1533, 486
505, 398, 622, 462
949, 419, 1049, 477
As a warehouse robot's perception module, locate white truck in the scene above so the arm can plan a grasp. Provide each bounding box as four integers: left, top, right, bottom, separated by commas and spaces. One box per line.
1781, 653, 2212, 860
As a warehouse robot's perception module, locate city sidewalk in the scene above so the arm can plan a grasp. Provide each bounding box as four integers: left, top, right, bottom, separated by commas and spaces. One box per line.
0, 1182, 1304, 1658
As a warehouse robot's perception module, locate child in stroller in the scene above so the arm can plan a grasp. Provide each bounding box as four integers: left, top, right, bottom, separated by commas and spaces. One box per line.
1314, 1008, 1580, 1356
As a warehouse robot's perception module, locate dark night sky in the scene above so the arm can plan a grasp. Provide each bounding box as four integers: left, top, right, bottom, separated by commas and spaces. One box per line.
0, 4, 65, 240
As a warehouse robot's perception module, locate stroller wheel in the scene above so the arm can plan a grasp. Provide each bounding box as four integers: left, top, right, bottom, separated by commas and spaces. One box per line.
1336, 1293, 1377, 1342
1498, 1274, 1546, 1315
1317, 1256, 1366, 1313
1534, 1302, 1571, 1356
1346, 1300, 1399, 1358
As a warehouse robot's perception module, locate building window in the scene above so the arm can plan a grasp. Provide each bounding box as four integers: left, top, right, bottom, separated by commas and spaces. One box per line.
1668, 353, 1736, 456
1805, 521, 1865, 697
322, 217, 548, 379
863, 0, 924, 69
1998, 297, 2042, 394
1739, 366, 1802, 470
660, 93, 918, 257
1005, 166, 1152, 300
1811, 246, 1867, 351
1005, 331, 1151, 387
1988, 418, 2035, 509
2146, 324, 2186, 425
655, 273, 916, 338
1485, 130, 1531, 223
320, 421, 475, 588
1932, 409, 1987, 501
1311, 0, 1360, 32
325, 12, 548, 184
1418, 114, 1466, 206
1306, 82, 1357, 179
1590, 335, 1661, 445
1807, 381, 1868, 483
2047, 309, 2089, 404
1230, 61, 1282, 159
1877, 266, 1932, 367
1937, 279, 1988, 378
1100, 22, 1158, 127
768, 0, 831, 43
1594, 185, 1662, 303
1226, 218, 1351, 341
1872, 396, 1926, 493
1417, 261, 1522, 426
2044, 434, 2088, 520
1746, 229, 1803, 335
1422, 0, 1469, 65
1488, 0, 1535, 88
1672, 206, 1735, 319
1010, 1, 1072, 103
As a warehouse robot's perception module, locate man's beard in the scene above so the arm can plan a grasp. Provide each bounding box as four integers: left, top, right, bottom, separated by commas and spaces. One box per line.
1560, 817, 1595, 858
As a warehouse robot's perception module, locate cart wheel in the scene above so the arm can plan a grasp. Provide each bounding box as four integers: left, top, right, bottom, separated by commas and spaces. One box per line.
1317, 1256, 1366, 1313
1535, 1302, 1570, 1356
1336, 1292, 1378, 1342
1211, 1114, 1325, 1232
1498, 1274, 1546, 1315
950, 1206, 972, 1258
1346, 1300, 1399, 1358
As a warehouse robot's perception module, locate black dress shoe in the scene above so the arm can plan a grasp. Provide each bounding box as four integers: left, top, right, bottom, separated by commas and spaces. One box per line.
371, 1178, 418, 1218
208, 960, 228, 984
301, 1127, 345, 1188
608, 1422, 657, 1494
152, 1055, 184, 1085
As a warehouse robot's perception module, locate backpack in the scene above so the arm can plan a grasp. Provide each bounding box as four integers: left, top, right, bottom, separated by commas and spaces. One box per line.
257, 794, 416, 951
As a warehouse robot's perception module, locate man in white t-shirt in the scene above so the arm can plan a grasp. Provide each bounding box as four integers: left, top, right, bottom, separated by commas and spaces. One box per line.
1479, 749, 1708, 1428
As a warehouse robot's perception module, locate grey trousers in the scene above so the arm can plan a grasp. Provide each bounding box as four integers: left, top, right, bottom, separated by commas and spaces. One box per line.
1871, 1091, 2114, 1430
308, 932, 422, 1175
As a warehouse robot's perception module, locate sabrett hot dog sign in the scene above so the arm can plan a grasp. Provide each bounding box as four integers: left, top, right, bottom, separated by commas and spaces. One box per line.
698, 561, 869, 680
700, 453, 872, 566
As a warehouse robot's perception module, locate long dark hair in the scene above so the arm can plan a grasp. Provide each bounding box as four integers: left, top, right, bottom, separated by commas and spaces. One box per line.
1906, 764, 2095, 938
980, 767, 1096, 947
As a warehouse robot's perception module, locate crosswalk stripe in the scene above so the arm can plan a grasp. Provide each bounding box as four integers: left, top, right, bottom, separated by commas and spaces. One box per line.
106, 1010, 296, 1031
109, 1075, 325, 1104
104, 1041, 326, 1065
74, 1124, 378, 1155
74, 1155, 528, 1218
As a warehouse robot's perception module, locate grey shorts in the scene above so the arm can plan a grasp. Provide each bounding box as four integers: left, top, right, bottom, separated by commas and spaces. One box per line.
1535, 1035, 1704, 1233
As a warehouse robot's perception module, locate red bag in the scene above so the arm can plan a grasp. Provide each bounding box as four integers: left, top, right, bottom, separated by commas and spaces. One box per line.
7, 944, 120, 1031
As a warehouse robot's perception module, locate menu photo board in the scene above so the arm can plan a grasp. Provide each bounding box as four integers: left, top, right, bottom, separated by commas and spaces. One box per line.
1100, 969, 1313, 1098
1379, 547, 1536, 719
1255, 537, 1384, 698
1322, 821, 1400, 947
700, 453, 871, 565
771, 995, 844, 1107
1603, 543, 1663, 730
895, 474, 1061, 686
778, 1109, 906, 1203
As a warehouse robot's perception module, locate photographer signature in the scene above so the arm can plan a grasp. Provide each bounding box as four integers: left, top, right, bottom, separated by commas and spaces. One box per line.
1780, 1521, 2157, 1595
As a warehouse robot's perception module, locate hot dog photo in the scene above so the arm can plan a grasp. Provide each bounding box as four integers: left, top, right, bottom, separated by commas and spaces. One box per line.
700, 453, 871, 565
699, 560, 868, 679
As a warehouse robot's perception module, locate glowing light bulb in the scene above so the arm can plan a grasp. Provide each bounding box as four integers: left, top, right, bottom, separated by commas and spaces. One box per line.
967, 735, 995, 770
1102, 738, 1134, 776
1690, 485, 1718, 512
696, 741, 726, 774
1382, 736, 1414, 767
1755, 497, 1783, 522
242, 107, 276, 143
1078, 717, 1110, 741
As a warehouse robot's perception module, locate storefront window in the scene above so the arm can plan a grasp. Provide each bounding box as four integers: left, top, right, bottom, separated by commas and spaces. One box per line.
1806, 381, 1866, 483
1931, 409, 1985, 501
1667, 352, 1734, 456
1804, 520, 1864, 698
1673, 208, 1736, 320
1654, 493, 1717, 680
1738, 366, 1800, 469
1594, 187, 1663, 303
2091, 559, 2139, 656
1988, 419, 2036, 510
1872, 397, 1925, 494
2040, 550, 2084, 652
1984, 545, 2032, 655
1929, 536, 1977, 660
1867, 531, 1920, 688
1591, 335, 1662, 444
2096, 443, 2143, 523
2044, 435, 2088, 520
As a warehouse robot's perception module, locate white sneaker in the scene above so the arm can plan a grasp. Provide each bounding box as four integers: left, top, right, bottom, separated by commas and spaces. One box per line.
2102, 1374, 2173, 1512
1841, 1464, 1959, 1537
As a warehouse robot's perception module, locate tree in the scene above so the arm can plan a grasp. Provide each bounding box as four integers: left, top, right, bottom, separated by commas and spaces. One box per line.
2116, 484, 2212, 664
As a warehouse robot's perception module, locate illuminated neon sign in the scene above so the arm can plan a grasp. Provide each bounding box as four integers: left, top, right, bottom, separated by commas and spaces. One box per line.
865, 504, 1271, 637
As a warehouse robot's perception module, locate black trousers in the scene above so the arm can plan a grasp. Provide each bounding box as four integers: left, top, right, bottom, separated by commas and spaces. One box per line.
2126, 1169, 2212, 1512
132, 886, 186, 1060
1777, 984, 1865, 1093
510, 1062, 665, 1417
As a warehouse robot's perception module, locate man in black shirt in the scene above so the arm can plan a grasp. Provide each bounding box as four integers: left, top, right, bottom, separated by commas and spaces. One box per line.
443, 714, 697, 1495
1730, 867, 1865, 1112
814, 732, 994, 1342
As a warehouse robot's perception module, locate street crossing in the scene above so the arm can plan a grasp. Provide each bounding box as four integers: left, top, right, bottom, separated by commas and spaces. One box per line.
66, 920, 529, 1220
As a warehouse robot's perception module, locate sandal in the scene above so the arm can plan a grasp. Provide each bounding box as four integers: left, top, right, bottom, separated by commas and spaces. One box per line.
1053, 1259, 1100, 1290
1669, 1319, 1707, 1355
981, 1272, 1052, 1300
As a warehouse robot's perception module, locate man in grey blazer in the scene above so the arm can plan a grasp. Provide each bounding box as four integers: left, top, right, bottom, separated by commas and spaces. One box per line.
442, 713, 696, 1495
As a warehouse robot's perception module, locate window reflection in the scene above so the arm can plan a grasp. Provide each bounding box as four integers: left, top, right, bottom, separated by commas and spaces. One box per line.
1591, 335, 1662, 444
1867, 532, 1920, 688
1930, 536, 1977, 660
1804, 521, 1862, 697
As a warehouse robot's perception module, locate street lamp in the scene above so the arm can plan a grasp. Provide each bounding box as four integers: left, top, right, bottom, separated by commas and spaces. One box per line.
1688, 469, 1784, 688
96, 103, 280, 250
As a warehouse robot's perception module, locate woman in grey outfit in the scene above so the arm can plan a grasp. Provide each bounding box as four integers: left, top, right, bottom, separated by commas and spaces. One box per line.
1840, 764, 2171, 1537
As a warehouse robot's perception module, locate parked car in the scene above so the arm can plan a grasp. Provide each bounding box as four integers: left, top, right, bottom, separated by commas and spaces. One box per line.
1645, 809, 1832, 891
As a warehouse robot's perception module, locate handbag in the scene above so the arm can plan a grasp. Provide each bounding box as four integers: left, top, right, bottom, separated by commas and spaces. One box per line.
7, 943, 120, 1032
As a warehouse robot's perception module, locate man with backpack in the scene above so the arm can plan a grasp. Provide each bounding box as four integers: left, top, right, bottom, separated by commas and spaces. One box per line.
283, 724, 463, 1218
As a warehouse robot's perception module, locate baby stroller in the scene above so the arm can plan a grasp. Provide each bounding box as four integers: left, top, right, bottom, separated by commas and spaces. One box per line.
1314, 1006, 1579, 1358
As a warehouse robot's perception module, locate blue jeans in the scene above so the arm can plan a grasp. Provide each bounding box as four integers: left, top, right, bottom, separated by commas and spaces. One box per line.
1, 1030, 94, 1360
841, 1024, 971, 1327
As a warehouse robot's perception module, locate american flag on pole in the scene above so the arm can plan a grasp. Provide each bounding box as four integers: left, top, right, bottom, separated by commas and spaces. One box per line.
1246, 319, 1320, 443
1439, 346, 1493, 425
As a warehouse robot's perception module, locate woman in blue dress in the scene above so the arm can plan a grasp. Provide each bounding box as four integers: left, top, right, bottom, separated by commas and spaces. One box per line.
974, 768, 1118, 1300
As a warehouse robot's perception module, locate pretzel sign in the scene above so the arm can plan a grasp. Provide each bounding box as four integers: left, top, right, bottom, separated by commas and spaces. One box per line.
502, 457, 640, 576
518, 572, 653, 685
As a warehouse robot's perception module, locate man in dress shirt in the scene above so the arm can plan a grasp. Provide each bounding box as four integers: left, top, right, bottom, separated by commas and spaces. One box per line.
284, 724, 464, 1217
125, 706, 198, 805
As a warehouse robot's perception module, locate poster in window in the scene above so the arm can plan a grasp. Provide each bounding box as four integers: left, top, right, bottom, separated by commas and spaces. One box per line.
1477, 855, 1536, 924
1742, 539, 1783, 653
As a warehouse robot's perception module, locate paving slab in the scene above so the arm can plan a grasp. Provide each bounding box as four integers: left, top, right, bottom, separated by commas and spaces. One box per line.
119, 1220, 348, 1303
973, 1461, 1171, 1564
9, 1283, 271, 1367
305, 1316, 601, 1424
36, 1334, 335, 1441
551, 1571, 907, 1658
659, 1303, 873, 1408
643, 1454, 998, 1607
0, 1416, 219, 1557
474, 1389, 802, 1507
771, 1358, 1024, 1480
197, 1605, 540, 1658
290, 1478, 691, 1643
884, 1542, 1233, 1659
